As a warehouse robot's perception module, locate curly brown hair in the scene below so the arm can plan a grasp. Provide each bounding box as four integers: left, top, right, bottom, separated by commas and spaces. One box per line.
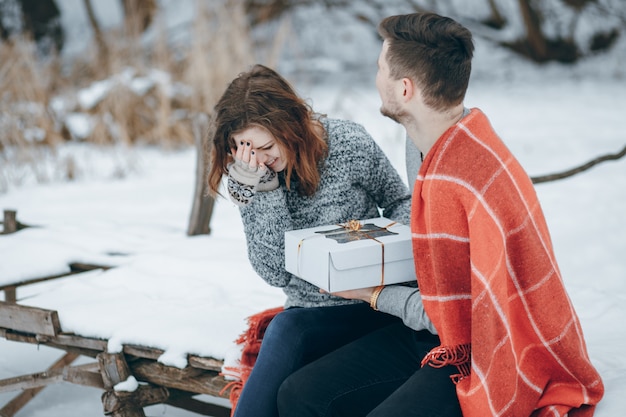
206, 64, 328, 197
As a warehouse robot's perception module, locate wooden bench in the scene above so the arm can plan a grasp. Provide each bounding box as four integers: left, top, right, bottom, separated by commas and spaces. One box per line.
0, 254, 234, 417
0, 300, 232, 417
0, 207, 274, 416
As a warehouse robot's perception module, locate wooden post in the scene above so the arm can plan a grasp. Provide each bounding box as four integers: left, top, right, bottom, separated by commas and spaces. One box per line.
98, 353, 146, 417
2, 210, 17, 234
1, 209, 30, 234
2, 287, 17, 303
63, 363, 105, 389
187, 114, 215, 236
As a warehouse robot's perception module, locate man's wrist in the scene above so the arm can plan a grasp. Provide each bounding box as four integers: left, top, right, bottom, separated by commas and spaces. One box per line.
369, 285, 385, 310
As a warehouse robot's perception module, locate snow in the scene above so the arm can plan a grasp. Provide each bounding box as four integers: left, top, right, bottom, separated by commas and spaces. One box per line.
114, 376, 139, 393
64, 113, 94, 139
77, 78, 114, 110
2, 1, 626, 415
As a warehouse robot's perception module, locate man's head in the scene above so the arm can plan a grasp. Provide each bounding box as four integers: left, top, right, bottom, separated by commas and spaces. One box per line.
376, 12, 474, 116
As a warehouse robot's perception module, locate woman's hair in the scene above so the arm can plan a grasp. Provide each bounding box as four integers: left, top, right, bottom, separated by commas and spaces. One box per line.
207, 64, 328, 196
377, 12, 474, 111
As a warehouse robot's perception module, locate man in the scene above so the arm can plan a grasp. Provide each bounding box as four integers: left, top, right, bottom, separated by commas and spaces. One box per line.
277, 12, 604, 417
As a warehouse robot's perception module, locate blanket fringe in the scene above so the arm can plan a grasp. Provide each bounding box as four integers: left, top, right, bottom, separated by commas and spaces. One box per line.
421, 343, 471, 384
219, 306, 284, 416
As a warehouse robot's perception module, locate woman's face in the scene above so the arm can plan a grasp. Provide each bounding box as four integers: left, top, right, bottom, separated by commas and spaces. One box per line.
232, 125, 287, 172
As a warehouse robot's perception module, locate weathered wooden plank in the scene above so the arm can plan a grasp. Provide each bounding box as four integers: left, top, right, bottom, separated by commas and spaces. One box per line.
0, 352, 77, 394
123, 344, 163, 361
2, 332, 104, 359
66, 361, 100, 372
69, 262, 112, 273
3, 329, 225, 375
1, 330, 38, 344
0, 387, 40, 417
0, 301, 60, 336
47, 333, 108, 353
0, 369, 64, 393
102, 385, 169, 415
123, 346, 224, 372
130, 359, 228, 397
188, 356, 223, 372
63, 363, 104, 389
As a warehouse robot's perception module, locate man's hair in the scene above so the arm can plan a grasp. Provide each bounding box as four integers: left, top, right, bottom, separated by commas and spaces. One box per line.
378, 12, 474, 111
207, 64, 327, 196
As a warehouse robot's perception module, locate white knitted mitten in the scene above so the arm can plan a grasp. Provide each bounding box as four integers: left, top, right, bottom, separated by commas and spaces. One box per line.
227, 160, 278, 206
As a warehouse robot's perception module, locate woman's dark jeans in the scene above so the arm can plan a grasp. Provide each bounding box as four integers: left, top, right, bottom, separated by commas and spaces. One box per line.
232, 303, 401, 417
277, 322, 462, 417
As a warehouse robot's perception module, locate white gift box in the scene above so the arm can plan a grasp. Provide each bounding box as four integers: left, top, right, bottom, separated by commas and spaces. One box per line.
285, 217, 416, 292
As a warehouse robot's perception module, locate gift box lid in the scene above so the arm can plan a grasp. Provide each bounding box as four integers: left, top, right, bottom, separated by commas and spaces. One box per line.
285, 217, 415, 291
286, 217, 413, 270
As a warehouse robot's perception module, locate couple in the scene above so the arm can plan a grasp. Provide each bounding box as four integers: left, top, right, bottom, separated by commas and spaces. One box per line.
207, 12, 604, 417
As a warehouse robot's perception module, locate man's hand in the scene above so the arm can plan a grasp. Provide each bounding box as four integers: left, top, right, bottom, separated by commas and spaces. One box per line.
321, 287, 376, 303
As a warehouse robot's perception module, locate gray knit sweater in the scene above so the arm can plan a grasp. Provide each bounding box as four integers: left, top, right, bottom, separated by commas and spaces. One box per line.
238, 117, 412, 308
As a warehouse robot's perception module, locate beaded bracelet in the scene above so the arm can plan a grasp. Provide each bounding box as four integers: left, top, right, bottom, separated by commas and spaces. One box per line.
369, 285, 385, 311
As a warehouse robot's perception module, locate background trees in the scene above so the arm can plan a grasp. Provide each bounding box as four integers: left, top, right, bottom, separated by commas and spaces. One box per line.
0, 0, 623, 194
2, 0, 624, 63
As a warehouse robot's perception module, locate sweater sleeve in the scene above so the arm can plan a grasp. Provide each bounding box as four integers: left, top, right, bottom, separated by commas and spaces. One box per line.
375, 285, 437, 334
239, 187, 294, 288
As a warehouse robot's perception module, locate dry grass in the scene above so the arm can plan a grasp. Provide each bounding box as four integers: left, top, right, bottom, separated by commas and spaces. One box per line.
0, 0, 279, 190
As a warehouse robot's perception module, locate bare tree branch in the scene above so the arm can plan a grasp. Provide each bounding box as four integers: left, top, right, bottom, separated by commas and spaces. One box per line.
531, 144, 626, 184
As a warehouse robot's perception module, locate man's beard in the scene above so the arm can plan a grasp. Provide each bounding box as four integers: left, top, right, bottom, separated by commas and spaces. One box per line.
380, 104, 409, 125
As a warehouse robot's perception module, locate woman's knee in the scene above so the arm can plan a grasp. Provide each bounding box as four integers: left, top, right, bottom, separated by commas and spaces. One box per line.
263, 308, 308, 345
277, 373, 305, 416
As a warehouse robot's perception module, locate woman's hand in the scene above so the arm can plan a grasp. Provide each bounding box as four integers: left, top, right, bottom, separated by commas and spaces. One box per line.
232, 140, 262, 170
227, 140, 278, 206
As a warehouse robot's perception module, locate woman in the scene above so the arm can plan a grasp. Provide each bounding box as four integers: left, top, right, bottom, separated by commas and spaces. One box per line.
207, 64, 427, 417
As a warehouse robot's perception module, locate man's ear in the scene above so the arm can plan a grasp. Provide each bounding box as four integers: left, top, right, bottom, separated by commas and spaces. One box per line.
401, 77, 415, 102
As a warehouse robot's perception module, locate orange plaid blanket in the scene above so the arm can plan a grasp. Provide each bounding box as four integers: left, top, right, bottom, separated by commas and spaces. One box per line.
411, 108, 604, 416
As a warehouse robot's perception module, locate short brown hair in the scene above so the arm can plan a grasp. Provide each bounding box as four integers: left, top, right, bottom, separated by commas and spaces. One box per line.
378, 12, 474, 111
207, 64, 327, 196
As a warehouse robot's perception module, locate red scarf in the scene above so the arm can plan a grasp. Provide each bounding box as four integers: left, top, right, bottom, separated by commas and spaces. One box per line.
411, 109, 604, 416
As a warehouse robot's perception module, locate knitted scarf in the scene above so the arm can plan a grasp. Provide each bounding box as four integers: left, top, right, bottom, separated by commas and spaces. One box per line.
220, 306, 283, 416
411, 108, 604, 416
